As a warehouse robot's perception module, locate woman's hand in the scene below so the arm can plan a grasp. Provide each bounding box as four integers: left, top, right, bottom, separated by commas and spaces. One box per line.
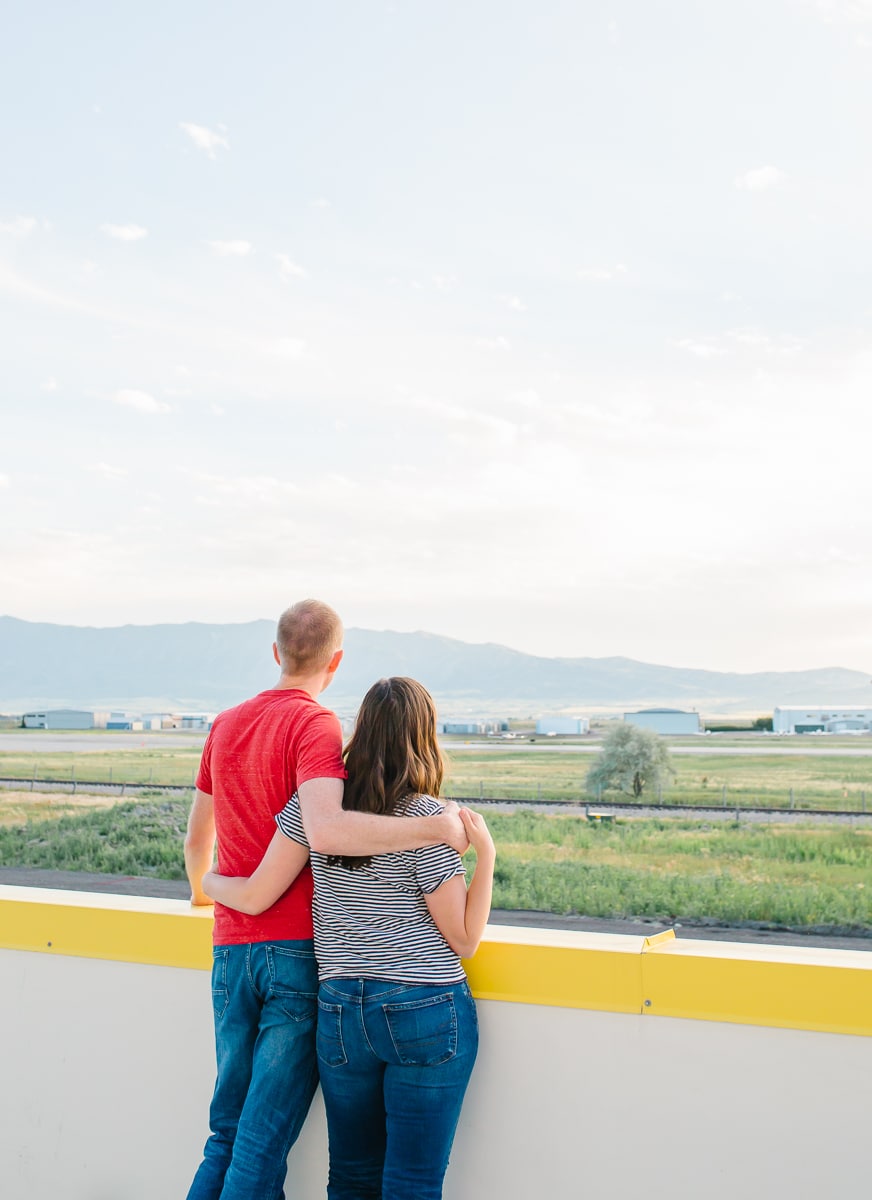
459, 807, 495, 863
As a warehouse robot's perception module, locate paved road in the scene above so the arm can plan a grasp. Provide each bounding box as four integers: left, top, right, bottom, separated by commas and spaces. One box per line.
447, 741, 872, 757
0, 732, 207, 752
3, 731, 872, 757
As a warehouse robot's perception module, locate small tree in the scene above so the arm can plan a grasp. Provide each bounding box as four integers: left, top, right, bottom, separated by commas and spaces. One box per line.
586, 723, 674, 799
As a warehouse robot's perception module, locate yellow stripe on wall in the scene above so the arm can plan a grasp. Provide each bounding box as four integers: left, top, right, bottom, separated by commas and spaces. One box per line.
0, 885, 213, 970
2, 885, 871, 1037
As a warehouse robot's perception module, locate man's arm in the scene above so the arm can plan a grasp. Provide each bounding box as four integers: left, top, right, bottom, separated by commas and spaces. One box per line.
298, 778, 468, 857
184, 787, 216, 906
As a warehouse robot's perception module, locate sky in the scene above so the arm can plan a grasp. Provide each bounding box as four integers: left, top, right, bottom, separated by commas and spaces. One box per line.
2, 1, 871, 674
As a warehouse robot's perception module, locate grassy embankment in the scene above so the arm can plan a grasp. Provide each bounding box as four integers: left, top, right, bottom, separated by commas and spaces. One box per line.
0, 796, 870, 932
1, 739, 870, 929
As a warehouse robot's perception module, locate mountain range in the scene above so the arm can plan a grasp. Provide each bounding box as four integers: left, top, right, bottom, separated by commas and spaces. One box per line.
1, 616, 870, 716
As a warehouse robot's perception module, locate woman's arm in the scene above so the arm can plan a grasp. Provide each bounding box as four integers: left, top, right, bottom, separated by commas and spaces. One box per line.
424, 808, 496, 959
203, 829, 310, 915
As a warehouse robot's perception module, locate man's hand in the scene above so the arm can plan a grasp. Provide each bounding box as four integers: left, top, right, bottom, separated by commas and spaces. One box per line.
185, 788, 217, 907
440, 799, 470, 855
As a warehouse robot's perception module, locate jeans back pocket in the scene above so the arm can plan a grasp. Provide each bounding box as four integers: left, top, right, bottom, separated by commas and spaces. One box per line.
316, 999, 347, 1066
211, 947, 230, 1020
384, 993, 457, 1066
266, 944, 318, 1023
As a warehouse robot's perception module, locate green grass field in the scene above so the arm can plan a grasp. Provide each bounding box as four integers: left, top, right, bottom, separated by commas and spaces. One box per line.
442, 748, 871, 810
482, 811, 872, 929
1, 797, 870, 932
0, 745, 203, 786
1, 736, 870, 930
1, 739, 871, 810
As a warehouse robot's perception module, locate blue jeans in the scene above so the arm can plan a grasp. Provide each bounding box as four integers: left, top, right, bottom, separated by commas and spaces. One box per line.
316, 978, 479, 1200
186, 939, 320, 1200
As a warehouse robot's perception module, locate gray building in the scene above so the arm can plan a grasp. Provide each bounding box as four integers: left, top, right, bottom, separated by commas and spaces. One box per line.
624, 708, 701, 735
23, 709, 95, 730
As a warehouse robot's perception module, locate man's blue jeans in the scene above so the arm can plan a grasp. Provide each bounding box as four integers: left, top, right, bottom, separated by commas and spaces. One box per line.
186, 939, 320, 1200
316, 977, 478, 1200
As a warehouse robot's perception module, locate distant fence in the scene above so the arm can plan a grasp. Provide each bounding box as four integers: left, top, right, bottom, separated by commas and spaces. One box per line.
0, 776, 192, 797
443, 779, 872, 815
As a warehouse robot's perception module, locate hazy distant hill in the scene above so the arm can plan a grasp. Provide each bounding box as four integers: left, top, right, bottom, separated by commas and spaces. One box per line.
1, 615, 870, 715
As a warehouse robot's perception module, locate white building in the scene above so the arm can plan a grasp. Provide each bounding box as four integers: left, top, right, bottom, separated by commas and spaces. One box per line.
22, 709, 95, 730
773, 706, 872, 734
624, 708, 701, 735
535, 716, 590, 735
439, 721, 504, 736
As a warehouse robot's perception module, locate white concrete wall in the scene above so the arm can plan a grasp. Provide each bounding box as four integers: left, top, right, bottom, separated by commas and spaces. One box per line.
1, 946, 869, 1200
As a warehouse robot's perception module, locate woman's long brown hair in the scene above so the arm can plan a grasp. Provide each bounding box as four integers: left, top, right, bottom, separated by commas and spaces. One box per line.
329, 677, 445, 869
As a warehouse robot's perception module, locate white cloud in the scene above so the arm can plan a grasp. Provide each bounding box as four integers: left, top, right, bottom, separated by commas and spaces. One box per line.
112, 389, 171, 414
100, 223, 148, 242
507, 389, 542, 409
42, 377, 58, 392
474, 335, 511, 351
90, 462, 128, 479
672, 329, 802, 361
674, 338, 727, 359
273, 337, 306, 358
813, 0, 872, 23
728, 329, 803, 354
208, 239, 251, 257
0, 473, 9, 488
179, 122, 229, 158
276, 254, 308, 280
734, 165, 786, 191
499, 293, 527, 312
577, 264, 628, 282
0, 215, 37, 237
405, 396, 523, 446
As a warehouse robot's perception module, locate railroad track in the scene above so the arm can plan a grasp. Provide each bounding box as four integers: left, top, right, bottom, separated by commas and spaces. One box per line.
2, 778, 870, 822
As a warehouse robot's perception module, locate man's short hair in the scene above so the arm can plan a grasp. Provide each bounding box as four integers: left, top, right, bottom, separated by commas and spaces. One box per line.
276, 599, 343, 674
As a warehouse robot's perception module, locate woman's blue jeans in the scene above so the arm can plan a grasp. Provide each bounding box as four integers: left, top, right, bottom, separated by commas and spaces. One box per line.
186, 939, 320, 1200
316, 977, 479, 1200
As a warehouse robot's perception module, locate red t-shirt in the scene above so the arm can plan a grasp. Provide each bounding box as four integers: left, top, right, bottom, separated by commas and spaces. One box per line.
196, 688, 346, 946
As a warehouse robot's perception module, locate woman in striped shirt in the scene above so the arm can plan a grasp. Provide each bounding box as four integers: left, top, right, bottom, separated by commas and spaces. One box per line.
203, 676, 495, 1200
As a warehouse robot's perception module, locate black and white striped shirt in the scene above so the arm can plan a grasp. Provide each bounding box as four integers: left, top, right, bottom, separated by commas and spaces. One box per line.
276, 793, 467, 984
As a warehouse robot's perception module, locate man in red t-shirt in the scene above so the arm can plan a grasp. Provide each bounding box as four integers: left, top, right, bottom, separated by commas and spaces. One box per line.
184, 599, 465, 1200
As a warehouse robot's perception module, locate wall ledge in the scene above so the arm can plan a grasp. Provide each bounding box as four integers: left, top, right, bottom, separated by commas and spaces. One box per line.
1, 884, 870, 1036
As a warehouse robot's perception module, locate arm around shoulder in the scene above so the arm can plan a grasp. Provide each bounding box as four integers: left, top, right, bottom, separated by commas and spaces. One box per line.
298, 778, 467, 856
